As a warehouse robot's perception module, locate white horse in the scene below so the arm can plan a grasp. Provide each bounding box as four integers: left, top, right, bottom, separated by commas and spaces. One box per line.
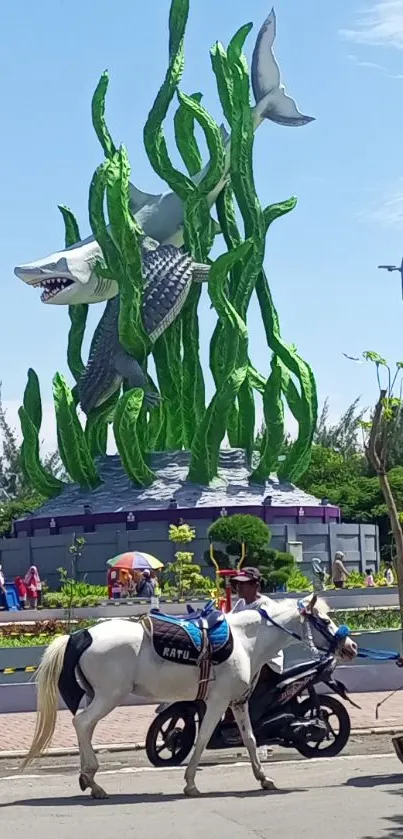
21, 595, 357, 798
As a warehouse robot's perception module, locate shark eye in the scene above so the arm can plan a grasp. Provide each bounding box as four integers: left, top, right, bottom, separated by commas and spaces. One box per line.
87, 254, 100, 269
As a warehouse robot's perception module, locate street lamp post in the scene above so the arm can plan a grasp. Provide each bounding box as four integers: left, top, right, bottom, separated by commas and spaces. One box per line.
378, 258, 403, 299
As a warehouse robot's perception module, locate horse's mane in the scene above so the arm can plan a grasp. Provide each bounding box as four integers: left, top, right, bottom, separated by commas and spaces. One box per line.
271, 595, 330, 616
273, 595, 330, 615
229, 595, 330, 625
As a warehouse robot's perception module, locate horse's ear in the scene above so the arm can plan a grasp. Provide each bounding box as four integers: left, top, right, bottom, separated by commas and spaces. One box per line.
307, 594, 318, 612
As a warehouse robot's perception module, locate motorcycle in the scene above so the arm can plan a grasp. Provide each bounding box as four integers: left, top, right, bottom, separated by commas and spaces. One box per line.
145, 653, 358, 767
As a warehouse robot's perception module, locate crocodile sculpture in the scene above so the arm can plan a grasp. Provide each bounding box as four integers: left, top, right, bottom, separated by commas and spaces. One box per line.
79, 240, 209, 414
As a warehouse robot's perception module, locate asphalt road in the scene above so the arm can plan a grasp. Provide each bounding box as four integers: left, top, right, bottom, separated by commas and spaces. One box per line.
0, 753, 402, 839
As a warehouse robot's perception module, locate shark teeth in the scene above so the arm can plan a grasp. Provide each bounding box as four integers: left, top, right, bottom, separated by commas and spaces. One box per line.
36, 277, 74, 302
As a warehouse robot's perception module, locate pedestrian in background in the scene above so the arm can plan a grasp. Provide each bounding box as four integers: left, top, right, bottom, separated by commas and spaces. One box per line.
365, 568, 375, 587
137, 569, 154, 598
24, 565, 42, 607
332, 551, 349, 589
24, 566, 39, 609
107, 567, 118, 599
15, 576, 27, 609
385, 563, 395, 586
0, 564, 8, 611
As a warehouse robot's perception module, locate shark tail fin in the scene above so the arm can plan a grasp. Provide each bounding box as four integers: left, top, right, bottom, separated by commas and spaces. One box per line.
251, 8, 315, 128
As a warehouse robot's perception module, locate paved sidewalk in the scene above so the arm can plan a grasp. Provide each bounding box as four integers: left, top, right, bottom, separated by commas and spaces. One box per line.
1, 691, 403, 753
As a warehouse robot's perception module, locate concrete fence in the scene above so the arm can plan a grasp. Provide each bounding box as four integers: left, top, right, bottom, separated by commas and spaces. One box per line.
0, 586, 399, 624
0, 521, 379, 590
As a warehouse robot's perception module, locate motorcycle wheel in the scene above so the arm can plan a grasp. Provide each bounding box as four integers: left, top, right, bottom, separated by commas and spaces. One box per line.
294, 694, 351, 759
145, 703, 197, 767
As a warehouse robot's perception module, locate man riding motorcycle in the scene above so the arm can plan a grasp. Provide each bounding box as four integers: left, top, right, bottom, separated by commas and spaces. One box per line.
229, 567, 285, 730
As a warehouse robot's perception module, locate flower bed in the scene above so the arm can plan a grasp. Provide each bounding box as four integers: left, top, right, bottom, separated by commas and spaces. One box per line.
0, 619, 94, 647
329, 608, 401, 631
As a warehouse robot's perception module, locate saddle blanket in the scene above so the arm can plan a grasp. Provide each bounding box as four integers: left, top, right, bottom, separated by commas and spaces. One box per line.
147, 609, 234, 667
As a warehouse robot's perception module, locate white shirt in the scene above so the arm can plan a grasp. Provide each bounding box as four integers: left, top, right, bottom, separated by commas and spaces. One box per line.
231, 594, 284, 673
386, 568, 394, 586
0, 569, 4, 587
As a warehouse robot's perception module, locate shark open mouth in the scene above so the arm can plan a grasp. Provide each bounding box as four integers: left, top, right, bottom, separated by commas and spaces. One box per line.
36, 277, 74, 302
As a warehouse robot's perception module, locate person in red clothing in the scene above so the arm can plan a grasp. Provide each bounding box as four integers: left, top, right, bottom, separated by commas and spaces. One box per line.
15, 576, 27, 609
107, 568, 123, 599
24, 566, 38, 609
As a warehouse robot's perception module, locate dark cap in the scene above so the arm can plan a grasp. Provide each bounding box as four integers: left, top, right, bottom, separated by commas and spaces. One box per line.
232, 567, 262, 584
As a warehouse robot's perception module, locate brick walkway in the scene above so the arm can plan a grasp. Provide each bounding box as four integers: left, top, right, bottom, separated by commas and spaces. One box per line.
1, 692, 403, 753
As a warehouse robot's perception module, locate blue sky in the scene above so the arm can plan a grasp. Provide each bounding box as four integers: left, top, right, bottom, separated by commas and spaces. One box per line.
1, 0, 403, 451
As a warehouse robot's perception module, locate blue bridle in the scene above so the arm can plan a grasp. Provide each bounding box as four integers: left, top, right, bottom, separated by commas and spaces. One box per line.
258, 601, 400, 663
258, 601, 350, 656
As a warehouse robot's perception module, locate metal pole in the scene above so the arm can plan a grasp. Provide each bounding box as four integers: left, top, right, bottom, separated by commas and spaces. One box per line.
378, 259, 403, 300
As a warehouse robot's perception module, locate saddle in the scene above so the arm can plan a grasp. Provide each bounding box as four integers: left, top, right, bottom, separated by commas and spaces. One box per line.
142, 601, 233, 701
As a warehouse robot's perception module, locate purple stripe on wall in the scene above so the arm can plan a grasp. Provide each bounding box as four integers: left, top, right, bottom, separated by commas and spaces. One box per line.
13, 504, 341, 536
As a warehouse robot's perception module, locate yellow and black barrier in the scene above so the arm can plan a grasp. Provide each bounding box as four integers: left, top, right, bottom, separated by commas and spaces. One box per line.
0, 665, 37, 675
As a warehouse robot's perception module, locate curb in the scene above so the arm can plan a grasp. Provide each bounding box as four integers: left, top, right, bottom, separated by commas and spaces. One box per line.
0, 742, 146, 759
1, 726, 402, 760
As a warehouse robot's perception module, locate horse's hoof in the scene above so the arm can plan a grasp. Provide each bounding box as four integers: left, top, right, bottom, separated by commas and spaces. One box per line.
79, 774, 89, 792
184, 784, 201, 797
91, 784, 109, 800
261, 778, 277, 791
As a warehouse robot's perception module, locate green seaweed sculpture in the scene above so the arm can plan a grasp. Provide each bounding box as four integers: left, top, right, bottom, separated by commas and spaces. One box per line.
19, 370, 65, 498
16, 0, 318, 495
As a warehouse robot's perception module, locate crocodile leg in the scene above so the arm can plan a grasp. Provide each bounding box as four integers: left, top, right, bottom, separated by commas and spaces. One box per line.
114, 348, 161, 407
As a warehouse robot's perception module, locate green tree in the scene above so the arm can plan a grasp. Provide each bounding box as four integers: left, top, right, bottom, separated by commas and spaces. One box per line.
208, 514, 271, 557
314, 397, 365, 455
165, 522, 212, 597
207, 514, 295, 590
357, 353, 403, 641
68, 534, 87, 581
256, 548, 295, 591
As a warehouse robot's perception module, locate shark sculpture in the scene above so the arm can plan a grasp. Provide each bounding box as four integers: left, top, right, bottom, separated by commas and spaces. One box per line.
14, 9, 314, 307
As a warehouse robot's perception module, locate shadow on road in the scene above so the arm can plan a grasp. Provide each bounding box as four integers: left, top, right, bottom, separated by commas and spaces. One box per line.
345, 774, 403, 789
0, 787, 306, 808
363, 813, 403, 839
359, 788, 403, 839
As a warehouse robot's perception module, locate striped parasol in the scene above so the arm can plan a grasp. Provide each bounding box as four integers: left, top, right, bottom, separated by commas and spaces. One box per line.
106, 551, 164, 571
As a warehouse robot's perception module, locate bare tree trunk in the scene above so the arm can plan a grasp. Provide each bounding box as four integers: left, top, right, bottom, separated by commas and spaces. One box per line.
366, 391, 403, 650
378, 473, 403, 647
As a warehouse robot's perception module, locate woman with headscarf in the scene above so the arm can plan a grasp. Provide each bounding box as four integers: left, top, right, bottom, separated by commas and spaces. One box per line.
24, 565, 41, 609
137, 569, 154, 598
0, 564, 8, 611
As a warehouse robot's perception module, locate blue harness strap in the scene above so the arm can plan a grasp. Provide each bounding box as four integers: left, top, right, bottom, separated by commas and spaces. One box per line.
258, 608, 303, 643
262, 607, 400, 662
357, 647, 400, 661
258, 607, 350, 657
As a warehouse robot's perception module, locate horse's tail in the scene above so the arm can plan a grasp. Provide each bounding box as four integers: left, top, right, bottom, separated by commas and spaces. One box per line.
21, 634, 69, 770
